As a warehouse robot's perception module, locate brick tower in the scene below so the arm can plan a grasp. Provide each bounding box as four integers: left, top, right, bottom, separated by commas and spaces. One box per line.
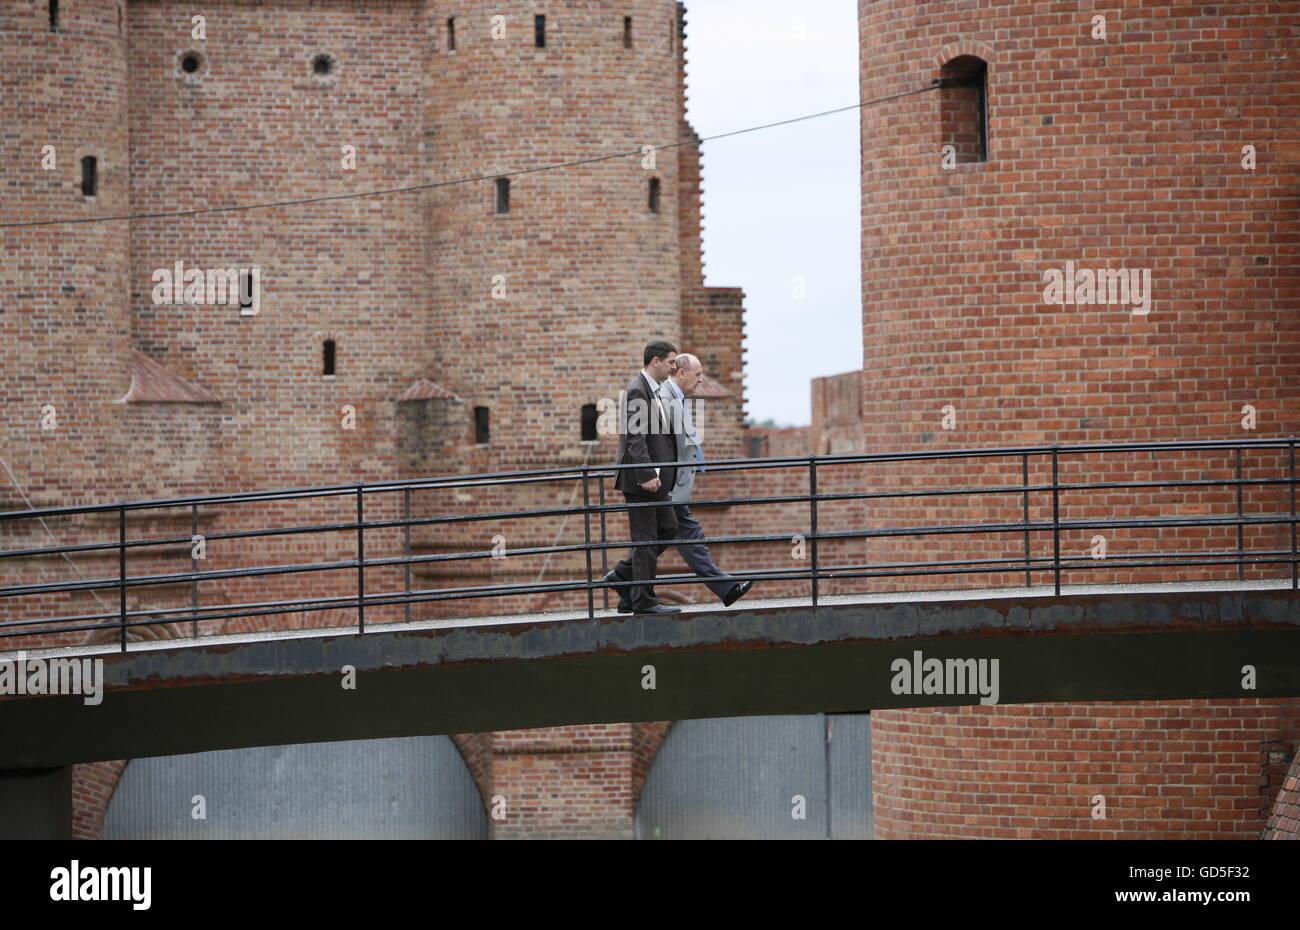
855, 0, 1300, 838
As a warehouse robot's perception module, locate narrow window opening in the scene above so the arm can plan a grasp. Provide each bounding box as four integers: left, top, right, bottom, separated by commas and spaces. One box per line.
447, 17, 455, 51
580, 404, 598, 441
80, 156, 97, 197
623, 16, 632, 49
118, 4, 123, 35
647, 177, 660, 214
534, 14, 546, 48
48, 0, 58, 33
939, 56, 988, 164
748, 434, 765, 458
322, 339, 336, 376
474, 406, 490, 444
668, 18, 674, 53
494, 177, 510, 214
312, 54, 333, 76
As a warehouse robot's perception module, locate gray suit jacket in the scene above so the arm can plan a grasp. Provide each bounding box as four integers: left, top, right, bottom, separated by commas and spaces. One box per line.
658, 380, 702, 502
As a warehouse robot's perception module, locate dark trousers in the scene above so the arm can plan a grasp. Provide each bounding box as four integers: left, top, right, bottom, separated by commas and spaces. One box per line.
613, 503, 735, 603
621, 491, 678, 611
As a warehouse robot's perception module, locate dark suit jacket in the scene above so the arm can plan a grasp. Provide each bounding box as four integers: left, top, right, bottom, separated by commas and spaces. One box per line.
614, 372, 679, 496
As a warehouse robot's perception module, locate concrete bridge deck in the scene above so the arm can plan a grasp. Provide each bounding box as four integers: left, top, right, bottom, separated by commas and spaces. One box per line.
3, 579, 1299, 771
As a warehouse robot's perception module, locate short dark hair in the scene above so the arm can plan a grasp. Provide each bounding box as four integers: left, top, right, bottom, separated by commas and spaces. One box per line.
643, 340, 677, 367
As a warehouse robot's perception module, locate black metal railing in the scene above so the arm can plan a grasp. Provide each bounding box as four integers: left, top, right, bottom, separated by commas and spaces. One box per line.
1, 437, 1297, 651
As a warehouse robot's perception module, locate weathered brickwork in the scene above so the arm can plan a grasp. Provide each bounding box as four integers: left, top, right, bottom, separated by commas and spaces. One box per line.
873, 701, 1300, 840
810, 370, 862, 455
749, 424, 809, 458
859, 0, 1300, 839
14, 0, 1299, 841
3, 0, 740, 838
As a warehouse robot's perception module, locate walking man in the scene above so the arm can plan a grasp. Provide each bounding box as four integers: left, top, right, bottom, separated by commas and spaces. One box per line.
605, 352, 754, 612
610, 340, 682, 615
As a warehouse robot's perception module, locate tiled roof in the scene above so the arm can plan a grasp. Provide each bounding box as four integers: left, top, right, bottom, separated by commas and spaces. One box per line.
116, 350, 220, 404
395, 378, 462, 402
691, 378, 732, 399
1264, 747, 1300, 839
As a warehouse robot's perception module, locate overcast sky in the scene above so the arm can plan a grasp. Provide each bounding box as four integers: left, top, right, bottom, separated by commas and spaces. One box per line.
683, 0, 861, 427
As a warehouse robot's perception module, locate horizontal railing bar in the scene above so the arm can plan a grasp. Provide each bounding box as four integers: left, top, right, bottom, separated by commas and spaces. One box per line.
7, 546, 1297, 641
3, 436, 1293, 523
5, 509, 1299, 602
809, 555, 1300, 584
10, 541, 1289, 637
3, 470, 1293, 563
4, 436, 1298, 646
5, 542, 1296, 637
806, 475, 1291, 508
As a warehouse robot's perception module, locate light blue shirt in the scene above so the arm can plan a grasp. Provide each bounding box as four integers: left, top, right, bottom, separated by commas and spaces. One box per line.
662, 377, 703, 468
640, 369, 666, 477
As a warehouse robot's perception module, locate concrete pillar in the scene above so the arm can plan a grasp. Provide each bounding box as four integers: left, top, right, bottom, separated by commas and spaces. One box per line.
0, 768, 73, 839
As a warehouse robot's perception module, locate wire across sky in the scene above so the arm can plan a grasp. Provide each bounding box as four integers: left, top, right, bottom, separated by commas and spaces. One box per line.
0, 84, 936, 230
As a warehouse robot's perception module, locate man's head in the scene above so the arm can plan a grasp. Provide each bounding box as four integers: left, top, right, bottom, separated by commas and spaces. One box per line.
643, 340, 678, 381
669, 353, 704, 395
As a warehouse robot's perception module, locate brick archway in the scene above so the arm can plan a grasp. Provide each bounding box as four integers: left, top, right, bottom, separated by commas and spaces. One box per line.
933, 39, 996, 70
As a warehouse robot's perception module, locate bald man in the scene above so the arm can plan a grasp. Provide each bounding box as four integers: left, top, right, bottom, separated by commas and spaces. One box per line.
604, 353, 753, 611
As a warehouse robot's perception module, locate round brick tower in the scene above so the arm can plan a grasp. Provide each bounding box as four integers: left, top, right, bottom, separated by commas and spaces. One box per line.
856, 0, 1300, 838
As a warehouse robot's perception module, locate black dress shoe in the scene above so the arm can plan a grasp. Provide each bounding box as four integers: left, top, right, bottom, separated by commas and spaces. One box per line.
722, 581, 754, 607
635, 603, 682, 615
603, 570, 633, 613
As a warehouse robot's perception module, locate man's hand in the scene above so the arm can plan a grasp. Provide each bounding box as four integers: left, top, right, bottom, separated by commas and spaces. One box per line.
640, 477, 662, 493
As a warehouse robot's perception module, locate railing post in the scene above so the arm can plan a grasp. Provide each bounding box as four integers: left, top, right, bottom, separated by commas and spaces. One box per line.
403, 487, 412, 624
190, 501, 199, 638
597, 475, 610, 611
1021, 452, 1031, 588
1290, 440, 1296, 590
357, 486, 365, 633
118, 505, 127, 653
581, 467, 595, 620
1051, 446, 1061, 596
809, 458, 819, 608
1235, 446, 1244, 582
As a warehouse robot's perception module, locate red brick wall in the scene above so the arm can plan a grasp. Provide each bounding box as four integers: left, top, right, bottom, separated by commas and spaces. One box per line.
810, 371, 862, 455
479, 721, 670, 839
3, 0, 740, 837
873, 700, 1300, 839
750, 425, 810, 458
71, 760, 128, 841
0, 0, 133, 646
859, 0, 1300, 839
486, 724, 639, 839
